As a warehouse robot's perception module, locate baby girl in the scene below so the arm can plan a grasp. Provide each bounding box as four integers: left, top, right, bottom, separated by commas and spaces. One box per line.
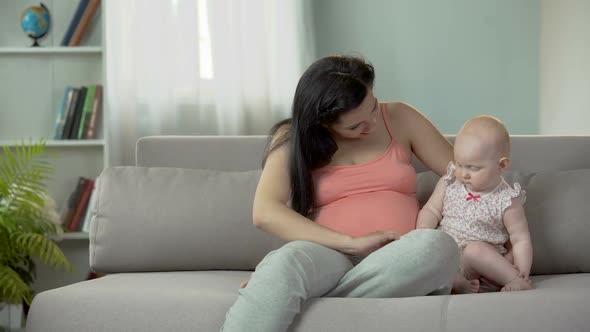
416, 115, 533, 293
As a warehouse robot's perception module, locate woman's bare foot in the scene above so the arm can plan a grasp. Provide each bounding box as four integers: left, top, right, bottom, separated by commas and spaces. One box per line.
452, 274, 480, 294
501, 277, 533, 292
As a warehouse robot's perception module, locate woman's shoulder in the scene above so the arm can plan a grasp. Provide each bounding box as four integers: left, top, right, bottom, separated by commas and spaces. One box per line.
268, 121, 291, 151
381, 101, 425, 126
382, 101, 419, 113
381, 101, 452, 177
380, 101, 421, 143
273, 122, 290, 141
262, 120, 291, 168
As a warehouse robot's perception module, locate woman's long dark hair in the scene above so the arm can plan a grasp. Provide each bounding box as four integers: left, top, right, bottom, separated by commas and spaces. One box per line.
263, 55, 375, 218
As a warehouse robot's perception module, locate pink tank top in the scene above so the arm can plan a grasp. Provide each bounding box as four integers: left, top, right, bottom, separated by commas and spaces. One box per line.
311, 104, 419, 237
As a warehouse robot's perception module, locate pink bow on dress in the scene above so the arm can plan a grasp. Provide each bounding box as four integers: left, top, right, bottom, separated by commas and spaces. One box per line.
466, 192, 481, 202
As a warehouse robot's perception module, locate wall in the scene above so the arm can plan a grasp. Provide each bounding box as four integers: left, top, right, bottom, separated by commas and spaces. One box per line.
540, 0, 590, 134
312, 0, 540, 134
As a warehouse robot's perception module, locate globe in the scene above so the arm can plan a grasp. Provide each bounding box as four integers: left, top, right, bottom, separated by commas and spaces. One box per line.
21, 3, 51, 47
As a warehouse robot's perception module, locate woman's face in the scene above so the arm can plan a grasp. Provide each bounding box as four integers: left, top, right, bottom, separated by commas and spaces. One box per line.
326, 91, 379, 140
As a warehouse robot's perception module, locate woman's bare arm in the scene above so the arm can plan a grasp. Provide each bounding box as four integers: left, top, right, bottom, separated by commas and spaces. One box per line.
398, 103, 453, 176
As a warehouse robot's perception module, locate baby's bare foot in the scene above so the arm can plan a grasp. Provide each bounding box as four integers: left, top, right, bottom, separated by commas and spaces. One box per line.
501, 277, 533, 292
453, 275, 480, 294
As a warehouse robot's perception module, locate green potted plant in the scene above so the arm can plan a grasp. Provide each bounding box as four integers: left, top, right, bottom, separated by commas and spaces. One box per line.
0, 140, 71, 330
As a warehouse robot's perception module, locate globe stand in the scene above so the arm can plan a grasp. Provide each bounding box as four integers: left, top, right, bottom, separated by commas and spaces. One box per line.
28, 33, 46, 47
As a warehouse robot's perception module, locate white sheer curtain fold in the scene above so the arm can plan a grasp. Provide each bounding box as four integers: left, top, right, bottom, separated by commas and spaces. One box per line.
106, 0, 315, 165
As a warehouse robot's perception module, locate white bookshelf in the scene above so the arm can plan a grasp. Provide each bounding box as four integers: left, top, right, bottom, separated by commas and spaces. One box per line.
52, 232, 91, 240
0, 139, 106, 147
0, 46, 102, 54
0, 0, 106, 206
0, 0, 107, 305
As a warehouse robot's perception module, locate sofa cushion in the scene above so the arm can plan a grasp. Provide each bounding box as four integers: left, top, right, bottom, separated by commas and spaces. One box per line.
26, 272, 590, 332
417, 168, 590, 275
504, 169, 590, 275
90, 167, 280, 273
445, 274, 590, 332
26, 271, 249, 332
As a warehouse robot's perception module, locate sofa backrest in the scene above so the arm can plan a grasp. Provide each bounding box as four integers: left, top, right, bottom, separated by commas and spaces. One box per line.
90, 135, 590, 275
135, 135, 269, 171
135, 135, 590, 173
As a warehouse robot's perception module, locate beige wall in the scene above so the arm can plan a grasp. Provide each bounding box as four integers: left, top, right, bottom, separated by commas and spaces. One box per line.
540, 0, 590, 134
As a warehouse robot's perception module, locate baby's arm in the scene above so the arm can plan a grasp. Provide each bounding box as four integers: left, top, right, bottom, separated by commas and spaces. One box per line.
503, 198, 533, 279
416, 177, 447, 229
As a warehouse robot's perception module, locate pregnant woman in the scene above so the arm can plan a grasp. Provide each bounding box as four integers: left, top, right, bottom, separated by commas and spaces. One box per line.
221, 55, 460, 332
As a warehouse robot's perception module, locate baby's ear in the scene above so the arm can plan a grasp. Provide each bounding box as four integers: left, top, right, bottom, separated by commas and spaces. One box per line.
498, 157, 511, 171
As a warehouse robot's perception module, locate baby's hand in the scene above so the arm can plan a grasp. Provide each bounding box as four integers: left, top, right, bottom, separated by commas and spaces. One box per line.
512, 264, 532, 284
239, 279, 249, 288
512, 264, 521, 274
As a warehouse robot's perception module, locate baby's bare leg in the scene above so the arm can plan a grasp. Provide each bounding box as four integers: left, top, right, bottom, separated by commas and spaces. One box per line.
475, 251, 514, 292
501, 277, 533, 292
462, 241, 532, 292
451, 247, 479, 294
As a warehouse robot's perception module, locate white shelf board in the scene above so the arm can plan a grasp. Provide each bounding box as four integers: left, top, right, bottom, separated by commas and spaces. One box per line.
62, 232, 90, 240
49, 232, 90, 241
0, 139, 105, 147
0, 46, 102, 54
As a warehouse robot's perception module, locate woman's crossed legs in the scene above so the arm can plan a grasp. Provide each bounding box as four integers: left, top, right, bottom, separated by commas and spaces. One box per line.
220, 229, 460, 332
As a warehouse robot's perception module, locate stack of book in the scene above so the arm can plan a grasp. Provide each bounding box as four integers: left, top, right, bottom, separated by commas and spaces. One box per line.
61, 0, 102, 46
53, 85, 103, 140
86, 271, 104, 280
61, 177, 97, 233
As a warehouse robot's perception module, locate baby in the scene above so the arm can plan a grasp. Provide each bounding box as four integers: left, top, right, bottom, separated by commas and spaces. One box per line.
416, 115, 533, 293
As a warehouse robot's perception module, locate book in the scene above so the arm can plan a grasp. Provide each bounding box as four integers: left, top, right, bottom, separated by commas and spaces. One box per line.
77, 85, 97, 139
69, 0, 102, 46
85, 85, 103, 139
61, 177, 87, 229
69, 86, 88, 139
61, 88, 80, 139
61, 0, 90, 46
86, 271, 104, 280
53, 86, 74, 139
68, 178, 94, 232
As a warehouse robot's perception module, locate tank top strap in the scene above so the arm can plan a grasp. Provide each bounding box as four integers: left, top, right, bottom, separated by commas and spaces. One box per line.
380, 103, 395, 141
380, 103, 411, 163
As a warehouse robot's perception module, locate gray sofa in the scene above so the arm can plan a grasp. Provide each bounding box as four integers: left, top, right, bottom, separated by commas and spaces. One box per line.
27, 135, 590, 332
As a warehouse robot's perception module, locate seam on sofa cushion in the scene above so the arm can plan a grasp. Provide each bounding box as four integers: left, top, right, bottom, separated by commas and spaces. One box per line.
439, 295, 451, 332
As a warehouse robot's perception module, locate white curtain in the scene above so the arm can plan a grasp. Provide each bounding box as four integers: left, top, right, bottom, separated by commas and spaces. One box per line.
105, 0, 316, 166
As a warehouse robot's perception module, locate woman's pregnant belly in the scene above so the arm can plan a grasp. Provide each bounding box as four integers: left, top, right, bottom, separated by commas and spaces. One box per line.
314, 191, 419, 237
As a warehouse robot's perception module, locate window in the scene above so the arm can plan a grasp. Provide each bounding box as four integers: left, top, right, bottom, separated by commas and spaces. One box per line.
198, 0, 213, 80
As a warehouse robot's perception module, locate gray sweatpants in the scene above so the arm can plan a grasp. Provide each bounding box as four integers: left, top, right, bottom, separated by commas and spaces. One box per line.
220, 229, 460, 332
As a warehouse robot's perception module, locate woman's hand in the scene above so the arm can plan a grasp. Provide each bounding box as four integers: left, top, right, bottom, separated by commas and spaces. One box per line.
343, 230, 401, 256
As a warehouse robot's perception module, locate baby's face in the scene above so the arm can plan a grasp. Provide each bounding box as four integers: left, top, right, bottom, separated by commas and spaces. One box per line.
453, 135, 502, 193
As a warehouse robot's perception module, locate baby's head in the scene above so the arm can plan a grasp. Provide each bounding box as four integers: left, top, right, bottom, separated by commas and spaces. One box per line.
454, 115, 511, 192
